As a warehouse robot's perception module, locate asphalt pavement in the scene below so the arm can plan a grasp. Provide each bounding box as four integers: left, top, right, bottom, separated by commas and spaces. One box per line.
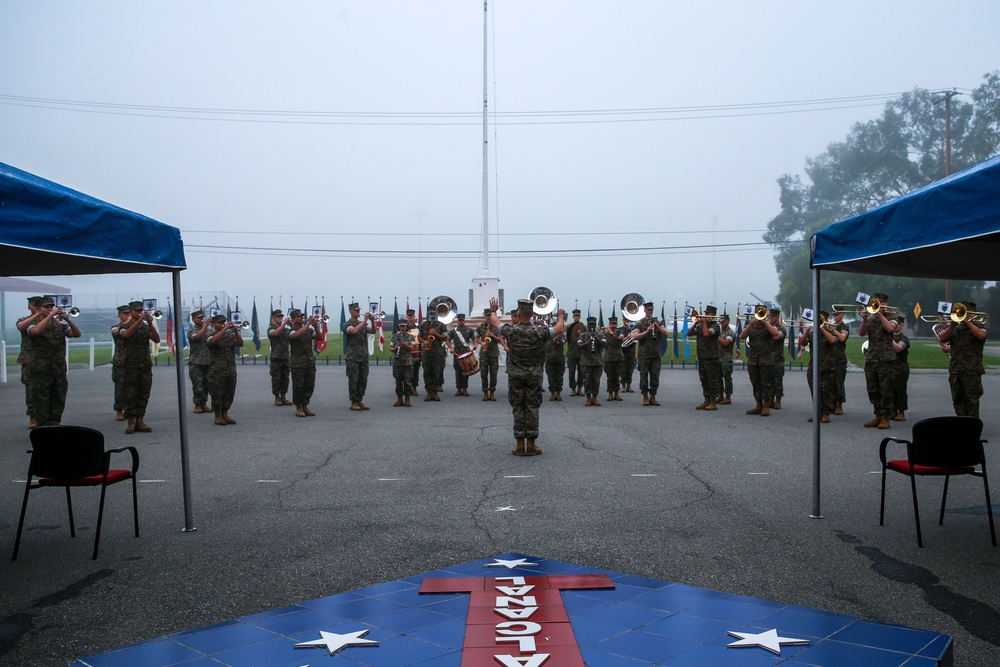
1, 362, 998, 666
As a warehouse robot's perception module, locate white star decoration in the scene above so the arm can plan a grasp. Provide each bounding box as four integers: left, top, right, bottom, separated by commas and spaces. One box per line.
727, 628, 810, 655
294, 629, 379, 655
484, 558, 538, 569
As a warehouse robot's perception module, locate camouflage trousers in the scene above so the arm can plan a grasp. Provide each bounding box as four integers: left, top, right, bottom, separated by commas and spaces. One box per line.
269, 358, 290, 396
545, 359, 565, 392
637, 357, 661, 396
21, 364, 33, 417
718, 359, 734, 398
894, 365, 909, 413
393, 365, 412, 396
698, 359, 721, 401
122, 367, 153, 419
189, 363, 210, 406
452, 356, 469, 390
345, 358, 369, 402
949, 372, 984, 418
566, 355, 583, 390
864, 360, 897, 418
604, 360, 622, 393
508, 374, 543, 439
31, 370, 68, 426
423, 354, 445, 392
773, 361, 785, 399
805, 365, 836, 414
621, 356, 635, 387
291, 366, 316, 406
411, 359, 422, 390
581, 364, 603, 395
208, 373, 237, 411
480, 357, 499, 392
835, 362, 847, 404
747, 363, 774, 403
112, 365, 124, 411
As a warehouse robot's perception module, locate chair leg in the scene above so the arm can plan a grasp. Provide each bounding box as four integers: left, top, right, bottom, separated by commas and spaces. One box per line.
11, 485, 32, 561
879, 468, 888, 526
983, 473, 997, 547
938, 476, 951, 526
65, 487, 76, 538
131, 476, 140, 538
92, 484, 109, 560
909, 474, 924, 547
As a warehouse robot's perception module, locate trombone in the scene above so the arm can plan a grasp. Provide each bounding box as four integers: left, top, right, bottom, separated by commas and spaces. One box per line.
920, 302, 988, 326
831, 297, 898, 316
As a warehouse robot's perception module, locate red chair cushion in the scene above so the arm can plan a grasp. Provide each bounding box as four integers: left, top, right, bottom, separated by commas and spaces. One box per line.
887, 460, 976, 476
38, 469, 133, 487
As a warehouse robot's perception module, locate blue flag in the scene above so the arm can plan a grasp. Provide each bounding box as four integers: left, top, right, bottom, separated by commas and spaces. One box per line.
340, 298, 347, 355
672, 303, 679, 358
251, 300, 261, 352
681, 304, 690, 360
659, 304, 668, 357
598, 302, 604, 330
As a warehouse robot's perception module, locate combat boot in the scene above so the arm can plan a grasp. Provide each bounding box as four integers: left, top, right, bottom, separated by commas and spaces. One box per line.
607, 392, 614, 402
584, 394, 593, 406
746, 402, 763, 415
114, 410, 124, 421
296, 405, 307, 417
719, 395, 732, 405
695, 399, 709, 410
894, 411, 906, 421
648, 395, 660, 406
221, 412, 236, 425
614, 391, 622, 401
834, 402, 843, 415
772, 399, 782, 410
302, 405, 316, 416
512, 438, 527, 456
591, 395, 601, 407
281, 394, 293, 405
126, 417, 136, 434
526, 439, 542, 456
274, 395, 283, 406
483, 391, 490, 402
351, 401, 363, 411
403, 394, 411, 407
863, 416, 881, 428
393, 395, 404, 407
549, 391, 556, 401
760, 400, 771, 417
425, 393, 434, 402
555, 391, 562, 401
489, 391, 496, 401
194, 404, 204, 413
704, 400, 717, 411
821, 413, 830, 423
455, 389, 463, 396
214, 409, 227, 426
878, 416, 891, 429
642, 392, 650, 406
625, 384, 633, 393
135, 417, 152, 432
199, 402, 210, 413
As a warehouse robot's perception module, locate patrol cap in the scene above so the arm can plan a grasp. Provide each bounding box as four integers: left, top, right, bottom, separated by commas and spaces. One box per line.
872, 292, 889, 302
572, 309, 581, 315
28, 295, 42, 306
398, 321, 408, 329
517, 298, 532, 307
705, 305, 717, 315
962, 300, 977, 310
118, 305, 132, 314
271, 309, 283, 318
720, 313, 730, 320
587, 316, 597, 323
289, 309, 303, 318
643, 302, 654, 309
406, 309, 416, 316
457, 313, 466, 320
129, 300, 143, 310
608, 316, 618, 323
769, 307, 780, 315
211, 314, 227, 324
39, 296, 55, 307
348, 302, 360, 311
483, 308, 492, 315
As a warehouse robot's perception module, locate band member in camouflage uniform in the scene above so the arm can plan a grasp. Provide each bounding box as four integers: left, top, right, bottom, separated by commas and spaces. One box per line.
187, 309, 212, 414
16, 296, 43, 428
621, 320, 637, 393
798, 310, 845, 422
207, 314, 243, 425
716, 313, 737, 405
419, 312, 448, 401
578, 316, 607, 406
603, 316, 625, 401
488, 296, 565, 456
770, 309, 787, 410
120, 300, 159, 433
687, 305, 722, 410
447, 313, 474, 396
109, 305, 131, 421
27, 296, 81, 427
859, 292, 898, 429
565, 309, 585, 396
343, 302, 374, 410
938, 300, 988, 418
267, 309, 292, 407
892, 315, 910, 421
391, 321, 415, 406
476, 308, 501, 401
740, 306, 782, 416
631, 302, 669, 406
544, 326, 566, 401
832, 310, 850, 415
404, 309, 421, 395
288, 309, 322, 416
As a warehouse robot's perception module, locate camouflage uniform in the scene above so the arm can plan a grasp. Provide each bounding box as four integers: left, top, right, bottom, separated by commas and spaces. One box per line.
419, 319, 448, 395
268, 318, 291, 399
289, 320, 318, 409
565, 315, 584, 394
17, 311, 36, 420
603, 324, 625, 396
111, 310, 129, 414
207, 328, 239, 413
476, 319, 502, 394
862, 313, 897, 420
577, 324, 606, 398
544, 332, 566, 394
832, 321, 850, 409
391, 328, 414, 397
621, 322, 637, 390
717, 322, 736, 400
690, 317, 722, 405
27, 318, 72, 426
893, 328, 910, 417
947, 322, 987, 417
804, 329, 837, 416
744, 320, 776, 406
448, 321, 475, 391
499, 320, 553, 440
635, 315, 663, 400
121, 319, 154, 420
188, 320, 212, 408
342, 313, 371, 404
771, 323, 787, 405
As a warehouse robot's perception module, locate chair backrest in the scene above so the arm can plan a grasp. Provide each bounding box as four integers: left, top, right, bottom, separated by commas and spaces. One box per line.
909, 417, 985, 468
28, 426, 107, 479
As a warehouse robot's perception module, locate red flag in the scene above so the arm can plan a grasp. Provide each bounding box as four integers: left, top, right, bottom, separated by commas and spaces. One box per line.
316, 300, 328, 352
377, 301, 385, 351
165, 307, 175, 355
418, 298, 424, 324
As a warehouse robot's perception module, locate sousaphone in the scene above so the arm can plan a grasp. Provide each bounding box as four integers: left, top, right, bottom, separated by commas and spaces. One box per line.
620, 292, 645, 322
427, 295, 458, 325
530, 286, 558, 316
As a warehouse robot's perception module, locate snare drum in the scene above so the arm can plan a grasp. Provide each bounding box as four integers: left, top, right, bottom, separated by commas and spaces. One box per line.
457, 350, 480, 376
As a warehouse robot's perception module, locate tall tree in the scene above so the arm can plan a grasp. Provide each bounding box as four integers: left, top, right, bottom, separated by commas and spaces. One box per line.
765, 72, 1000, 329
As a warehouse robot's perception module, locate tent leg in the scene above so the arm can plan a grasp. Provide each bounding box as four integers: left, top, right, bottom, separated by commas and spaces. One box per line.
810, 267, 823, 519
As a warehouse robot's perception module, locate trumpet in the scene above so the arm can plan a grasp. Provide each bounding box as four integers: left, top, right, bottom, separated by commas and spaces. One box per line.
240, 321, 251, 329
752, 304, 769, 321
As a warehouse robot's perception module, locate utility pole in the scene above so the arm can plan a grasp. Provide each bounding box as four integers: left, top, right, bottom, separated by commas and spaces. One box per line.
934, 89, 960, 302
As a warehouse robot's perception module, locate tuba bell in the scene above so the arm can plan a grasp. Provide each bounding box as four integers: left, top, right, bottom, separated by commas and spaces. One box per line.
620, 293, 645, 322
530, 286, 558, 315
428, 295, 458, 325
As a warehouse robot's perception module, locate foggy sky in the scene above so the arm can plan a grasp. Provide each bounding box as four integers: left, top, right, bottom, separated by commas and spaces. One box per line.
2, 1, 998, 317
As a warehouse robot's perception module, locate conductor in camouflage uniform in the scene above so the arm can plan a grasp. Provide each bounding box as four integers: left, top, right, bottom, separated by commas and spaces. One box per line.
343, 302, 374, 410
488, 296, 565, 456
27, 296, 82, 427
187, 309, 212, 414
207, 314, 243, 425
267, 309, 292, 407
603, 316, 625, 401
16, 296, 43, 428
288, 309, 322, 416
447, 313, 474, 396
390, 321, 414, 406
120, 300, 159, 433
740, 306, 782, 416
476, 308, 501, 401
939, 300, 988, 418
631, 302, 669, 406
716, 313, 737, 405
859, 292, 898, 429
688, 305, 722, 411
578, 316, 607, 406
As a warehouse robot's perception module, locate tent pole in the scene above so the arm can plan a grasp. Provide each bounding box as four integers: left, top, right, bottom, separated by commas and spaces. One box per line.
173, 270, 196, 532
810, 268, 823, 519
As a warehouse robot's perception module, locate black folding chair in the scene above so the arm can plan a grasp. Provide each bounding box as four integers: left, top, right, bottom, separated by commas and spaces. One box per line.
12, 425, 140, 560
879, 416, 995, 547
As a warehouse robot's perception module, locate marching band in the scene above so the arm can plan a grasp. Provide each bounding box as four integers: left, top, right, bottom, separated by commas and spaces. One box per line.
13, 289, 990, 454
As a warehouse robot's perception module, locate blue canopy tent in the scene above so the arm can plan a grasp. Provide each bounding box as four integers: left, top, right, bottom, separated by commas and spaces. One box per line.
807, 154, 1000, 516
0, 161, 196, 531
